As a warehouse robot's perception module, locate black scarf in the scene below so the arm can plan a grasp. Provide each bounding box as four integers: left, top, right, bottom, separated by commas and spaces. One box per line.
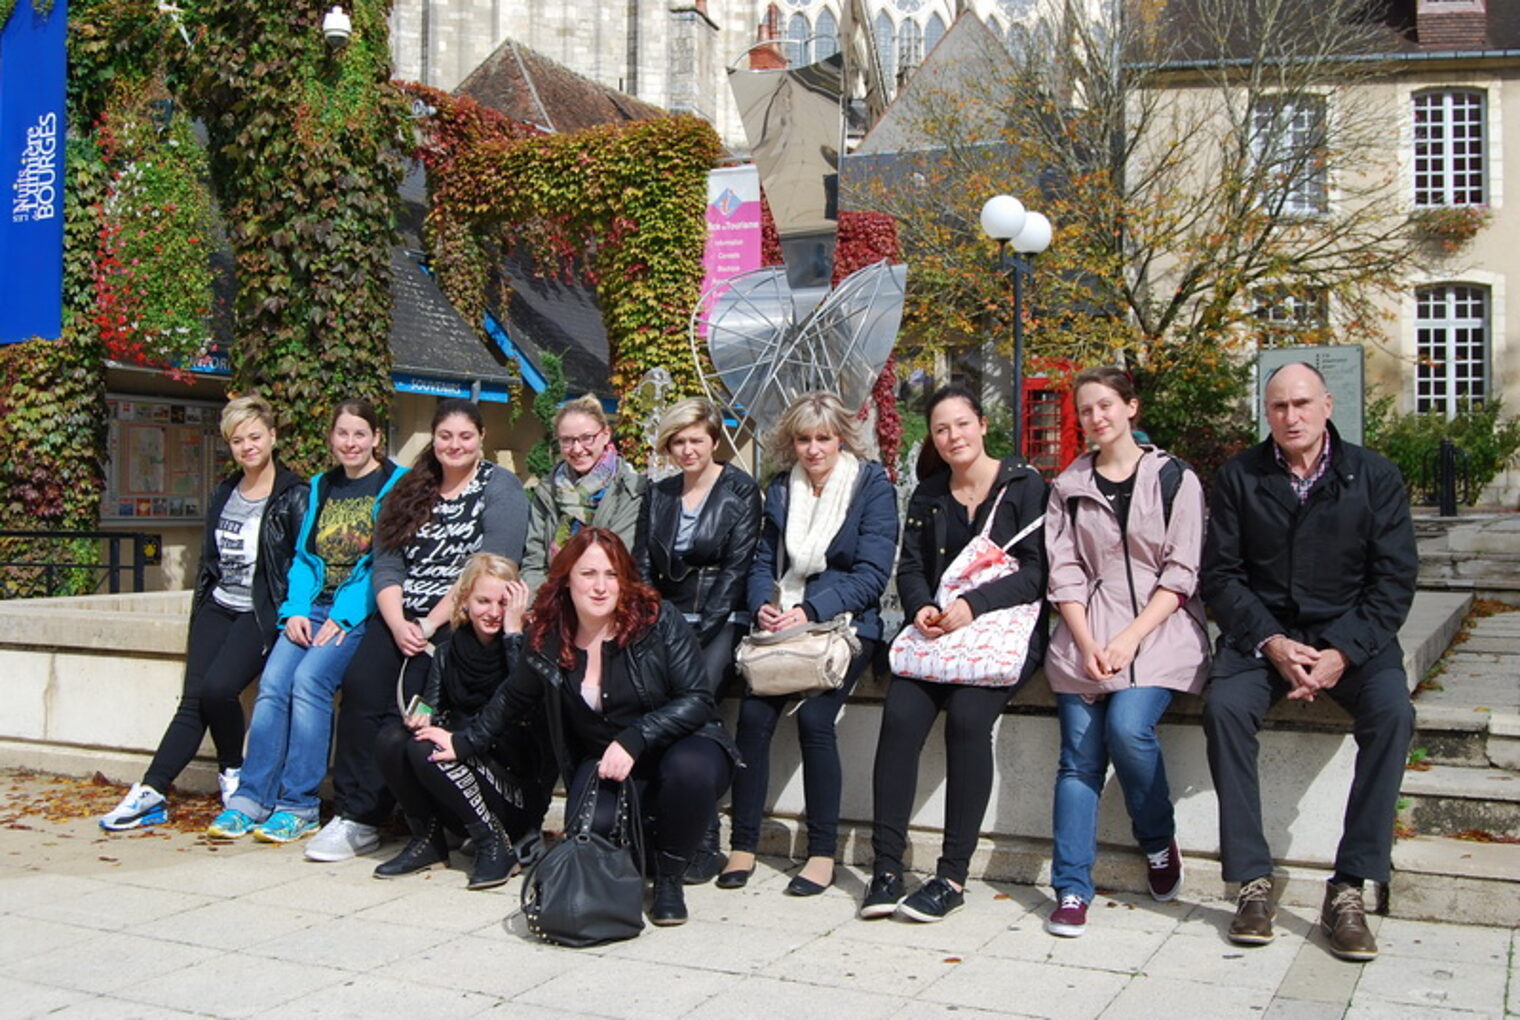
442, 623, 508, 714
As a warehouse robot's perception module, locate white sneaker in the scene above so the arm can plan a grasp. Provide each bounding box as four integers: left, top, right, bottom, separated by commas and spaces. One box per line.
99, 783, 167, 831
304, 817, 381, 862
218, 768, 241, 806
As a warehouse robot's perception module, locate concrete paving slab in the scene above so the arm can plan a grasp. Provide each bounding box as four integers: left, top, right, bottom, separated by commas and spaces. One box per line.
1261, 999, 1351, 1020
1352, 954, 1509, 1014
289, 972, 501, 1018
915, 956, 1127, 1018
1137, 929, 1303, 990
1098, 975, 1274, 1019
684, 973, 913, 1020
126, 897, 325, 950
48, 1000, 205, 1019
1272, 933, 1366, 1004
758, 933, 964, 1000
123, 950, 348, 1018
13, 877, 218, 932
0, 974, 98, 1015
244, 913, 455, 972
1373, 915, 1514, 965
8, 929, 219, 997
609, 915, 819, 974
512, 956, 738, 1019
979, 922, 1170, 973
385, 930, 598, 1001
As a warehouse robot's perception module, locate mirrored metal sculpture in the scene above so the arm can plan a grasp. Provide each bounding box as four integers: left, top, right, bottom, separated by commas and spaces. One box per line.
696, 51, 907, 447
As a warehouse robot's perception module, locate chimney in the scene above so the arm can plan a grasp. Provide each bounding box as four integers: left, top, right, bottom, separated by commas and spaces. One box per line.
1417, 0, 1489, 50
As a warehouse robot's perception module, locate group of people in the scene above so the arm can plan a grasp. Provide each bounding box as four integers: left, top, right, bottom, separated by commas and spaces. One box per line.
98, 360, 1416, 961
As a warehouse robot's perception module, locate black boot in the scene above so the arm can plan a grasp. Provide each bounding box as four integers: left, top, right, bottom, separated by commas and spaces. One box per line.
464, 822, 515, 891
373, 816, 449, 879
682, 817, 726, 885
650, 851, 689, 926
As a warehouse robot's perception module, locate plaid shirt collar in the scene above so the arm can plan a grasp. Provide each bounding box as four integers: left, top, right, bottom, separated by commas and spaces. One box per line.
1273, 430, 1332, 503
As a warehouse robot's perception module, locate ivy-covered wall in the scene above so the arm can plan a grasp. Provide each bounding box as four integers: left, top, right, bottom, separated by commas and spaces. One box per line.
403, 84, 721, 455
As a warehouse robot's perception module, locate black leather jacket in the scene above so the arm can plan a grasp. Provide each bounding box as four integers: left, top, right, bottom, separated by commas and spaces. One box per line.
636, 463, 762, 644
450, 602, 740, 784
192, 465, 307, 652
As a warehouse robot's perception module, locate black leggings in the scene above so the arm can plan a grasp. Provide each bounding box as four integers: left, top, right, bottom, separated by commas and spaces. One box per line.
331, 623, 446, 826
730, 640, 876, 858
376, 720, 547, 842
143, 602, 266, 794
569, 735, 733, 858
870, 676, 1013, 886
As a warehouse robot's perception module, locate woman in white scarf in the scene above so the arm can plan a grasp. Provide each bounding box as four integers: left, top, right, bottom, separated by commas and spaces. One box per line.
719, 392, 899, 897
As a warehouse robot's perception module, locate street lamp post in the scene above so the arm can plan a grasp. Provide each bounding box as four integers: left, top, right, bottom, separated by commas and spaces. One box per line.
979, 195, 1052, 460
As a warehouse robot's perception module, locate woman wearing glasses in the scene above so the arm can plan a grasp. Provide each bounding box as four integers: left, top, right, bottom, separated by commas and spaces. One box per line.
522, 395, 646, 591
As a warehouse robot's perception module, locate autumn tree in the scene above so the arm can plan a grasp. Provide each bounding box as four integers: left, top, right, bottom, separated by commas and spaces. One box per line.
846, 0, 1422, 465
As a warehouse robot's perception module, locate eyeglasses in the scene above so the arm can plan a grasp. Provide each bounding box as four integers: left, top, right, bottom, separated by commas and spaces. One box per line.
557, 431, 605, 451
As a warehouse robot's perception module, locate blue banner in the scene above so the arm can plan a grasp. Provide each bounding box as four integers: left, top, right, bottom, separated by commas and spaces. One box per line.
0, 0, 67, 345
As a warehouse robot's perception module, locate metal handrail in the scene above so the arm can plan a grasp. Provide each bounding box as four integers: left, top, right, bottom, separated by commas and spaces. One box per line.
0, 531, 162, 599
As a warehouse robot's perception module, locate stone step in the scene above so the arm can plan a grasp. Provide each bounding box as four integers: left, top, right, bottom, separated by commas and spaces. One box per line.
1400, 762, 1520, 838
1412, 704, 1491, 767
1389, 835, 1520, 927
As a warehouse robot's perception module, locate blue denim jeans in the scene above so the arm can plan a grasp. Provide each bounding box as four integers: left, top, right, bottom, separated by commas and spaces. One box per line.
1051, 687, 1176, 902
228, 605, 365, 822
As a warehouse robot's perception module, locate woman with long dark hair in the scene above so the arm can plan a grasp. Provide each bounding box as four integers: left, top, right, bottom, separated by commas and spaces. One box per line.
205, 399, 405, 842
719, 391, 898, 897
860, 386, 1048, 922
101, 395, 306, 830
636, 396, 761, 882
420, 528, 737, 925
1042, 367, 1208, 938
308, 398, 529, 863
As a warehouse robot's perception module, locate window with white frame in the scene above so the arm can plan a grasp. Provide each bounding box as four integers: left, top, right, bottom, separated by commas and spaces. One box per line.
815, 8, 839, 60
1416, 284, 1489, 416
898, 19, 922, 81
787, 12, 810, 65
1250, 94, 1328, 216
874, 12, 896, 89
1253, 286, 1329, 339
1413, 89, 1485, 207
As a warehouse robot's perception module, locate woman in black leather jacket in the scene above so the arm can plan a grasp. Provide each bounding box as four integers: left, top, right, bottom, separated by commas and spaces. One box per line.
101, 394, 307, 831
637, 397, 760, 882
373, 553, 550, 890
419, 527, 737, 927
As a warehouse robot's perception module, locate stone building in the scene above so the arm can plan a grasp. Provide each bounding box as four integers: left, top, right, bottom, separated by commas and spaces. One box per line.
388, 0, 1068, 148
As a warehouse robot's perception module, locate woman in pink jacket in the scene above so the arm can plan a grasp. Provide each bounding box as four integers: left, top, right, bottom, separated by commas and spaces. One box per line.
1042, 367, 1210, 938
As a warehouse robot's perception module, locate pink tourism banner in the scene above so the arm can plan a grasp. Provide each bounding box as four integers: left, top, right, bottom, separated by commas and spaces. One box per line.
697, 165, 762, 336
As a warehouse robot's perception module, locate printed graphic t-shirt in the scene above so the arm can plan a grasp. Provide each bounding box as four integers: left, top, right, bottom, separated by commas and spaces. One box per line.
400, 461, 493, 616
211, 487, 267, 611
312, 469, 385, 603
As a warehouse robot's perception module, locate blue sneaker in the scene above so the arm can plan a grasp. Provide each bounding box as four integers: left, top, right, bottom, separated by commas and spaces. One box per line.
254, 811, 319, 844
99, 783, 167, 831
206, 808, 256, 839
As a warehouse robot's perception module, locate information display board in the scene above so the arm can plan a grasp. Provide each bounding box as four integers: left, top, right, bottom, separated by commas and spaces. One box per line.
1256, 345, 1364, 445
103, 396, 225, 522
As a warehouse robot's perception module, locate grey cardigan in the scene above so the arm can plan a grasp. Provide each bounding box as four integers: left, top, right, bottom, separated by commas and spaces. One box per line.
1043, 447, 1210, 696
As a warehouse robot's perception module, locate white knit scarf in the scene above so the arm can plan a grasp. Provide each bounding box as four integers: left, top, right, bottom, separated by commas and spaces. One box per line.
777, 451, 860, 612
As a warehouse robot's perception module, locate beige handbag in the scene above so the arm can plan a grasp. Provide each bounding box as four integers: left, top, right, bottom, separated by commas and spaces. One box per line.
736, 613, 860, 699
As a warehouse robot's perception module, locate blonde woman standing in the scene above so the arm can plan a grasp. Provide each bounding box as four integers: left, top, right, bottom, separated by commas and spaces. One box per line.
719, 392, 898, 896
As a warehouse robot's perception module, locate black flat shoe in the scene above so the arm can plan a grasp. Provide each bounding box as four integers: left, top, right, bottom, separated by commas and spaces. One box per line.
785, 872, 833, 897
715, 865, 754, 890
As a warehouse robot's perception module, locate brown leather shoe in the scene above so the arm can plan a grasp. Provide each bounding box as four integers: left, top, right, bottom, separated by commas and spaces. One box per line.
1228, 876, 1275, 945
1321, 881, 1378, 961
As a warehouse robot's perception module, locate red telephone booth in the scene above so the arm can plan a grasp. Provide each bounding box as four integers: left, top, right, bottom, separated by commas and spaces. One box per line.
1021, 363, 1082, 478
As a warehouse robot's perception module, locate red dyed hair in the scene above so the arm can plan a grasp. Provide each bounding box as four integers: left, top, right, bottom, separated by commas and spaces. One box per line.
526, 527, 662, 669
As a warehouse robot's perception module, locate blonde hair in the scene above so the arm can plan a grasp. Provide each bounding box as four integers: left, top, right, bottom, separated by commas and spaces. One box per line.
220, 394, 277, 443
451, 553, 521, 629
655, 397, 723, 459
553, 394, 609, 436
764, 391, 865, 469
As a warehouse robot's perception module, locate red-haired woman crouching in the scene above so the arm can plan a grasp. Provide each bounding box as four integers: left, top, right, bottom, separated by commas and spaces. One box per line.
416, 527, 738, 925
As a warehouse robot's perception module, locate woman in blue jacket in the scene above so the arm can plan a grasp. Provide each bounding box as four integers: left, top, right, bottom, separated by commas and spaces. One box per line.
207, 399, 406, 842
718, 391, 898, 896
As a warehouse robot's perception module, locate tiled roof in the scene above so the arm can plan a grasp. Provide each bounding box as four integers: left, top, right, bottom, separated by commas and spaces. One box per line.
390, 247, 516, 386
455, 38, 666, 134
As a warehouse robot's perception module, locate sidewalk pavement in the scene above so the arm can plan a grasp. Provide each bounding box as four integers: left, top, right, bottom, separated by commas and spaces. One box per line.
1, 770, 1514, 1020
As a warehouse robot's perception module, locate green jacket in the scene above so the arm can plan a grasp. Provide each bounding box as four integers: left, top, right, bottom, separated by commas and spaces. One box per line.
522, 459, 647, 590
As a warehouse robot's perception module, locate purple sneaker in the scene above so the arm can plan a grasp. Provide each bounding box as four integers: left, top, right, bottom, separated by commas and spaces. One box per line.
1146, 839, 1183, 902
1045, 894, 1088, 937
